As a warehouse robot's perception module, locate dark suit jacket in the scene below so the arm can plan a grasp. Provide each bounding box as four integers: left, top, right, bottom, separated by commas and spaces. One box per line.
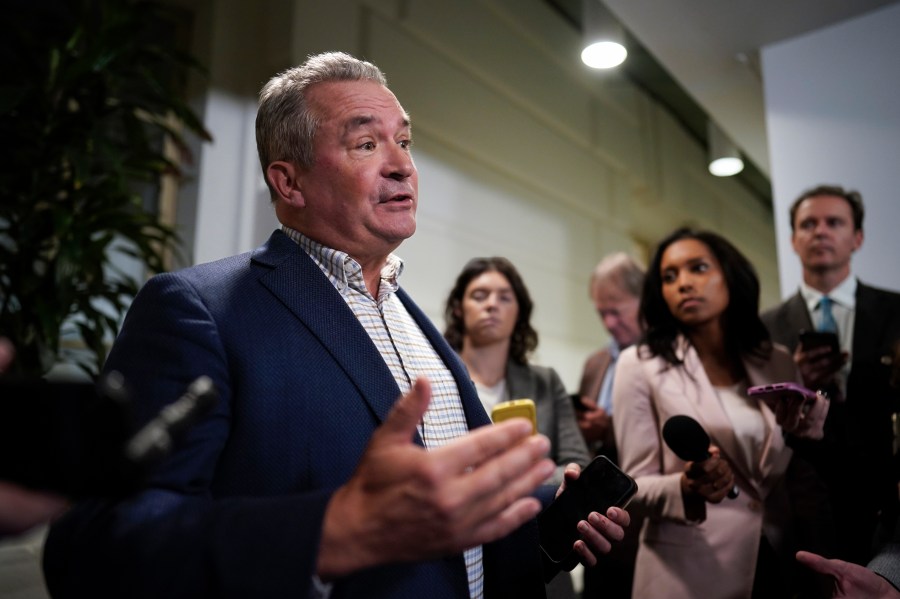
577, 348, 614, 409
577, 347, 618, 463
43, 231, 546, 598
762, 281, 900, 562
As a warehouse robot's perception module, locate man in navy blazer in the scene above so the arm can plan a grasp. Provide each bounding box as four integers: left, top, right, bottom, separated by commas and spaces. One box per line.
43, 52, 629, 598
762, 185, 900, 565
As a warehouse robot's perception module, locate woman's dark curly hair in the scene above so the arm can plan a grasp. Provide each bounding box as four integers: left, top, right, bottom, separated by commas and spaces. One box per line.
443, 257, 538, 365
641, 228, 771, 367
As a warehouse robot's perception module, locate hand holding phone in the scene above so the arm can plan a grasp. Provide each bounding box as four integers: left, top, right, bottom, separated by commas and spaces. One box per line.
748, 382, 829, 439
569, 393, 589, 412
796, 330, 846, 390
798, 330, 840, 355
537, 455, 637, 563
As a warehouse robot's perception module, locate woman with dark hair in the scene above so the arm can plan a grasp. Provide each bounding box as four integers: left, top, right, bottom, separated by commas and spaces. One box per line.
444, 257, 590, 487
612, 228, 829, 599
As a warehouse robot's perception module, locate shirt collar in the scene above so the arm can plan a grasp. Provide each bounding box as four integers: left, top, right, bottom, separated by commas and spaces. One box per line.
799, 275, 857, 312
280, 226, 404, 299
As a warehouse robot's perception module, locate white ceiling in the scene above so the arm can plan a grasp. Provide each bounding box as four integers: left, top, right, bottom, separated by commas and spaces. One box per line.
601, 0, 900, 176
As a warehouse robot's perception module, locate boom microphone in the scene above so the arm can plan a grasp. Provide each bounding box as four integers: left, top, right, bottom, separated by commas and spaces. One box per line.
0, 373, 218, 498
662, 415, 739, 499
126, 376, 219, 465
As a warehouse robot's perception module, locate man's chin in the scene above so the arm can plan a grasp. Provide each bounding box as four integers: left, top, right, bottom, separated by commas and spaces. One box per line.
385, 219, 417, 241
805, 261, 837, 274
376, 223, 416, 251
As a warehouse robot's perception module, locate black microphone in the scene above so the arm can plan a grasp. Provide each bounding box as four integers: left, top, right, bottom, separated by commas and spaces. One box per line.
125, 376, 219, 465
662, 414, 739, 499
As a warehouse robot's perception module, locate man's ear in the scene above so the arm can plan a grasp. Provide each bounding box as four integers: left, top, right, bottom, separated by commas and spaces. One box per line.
266, 161, 305, 207
853, 228, 864, 252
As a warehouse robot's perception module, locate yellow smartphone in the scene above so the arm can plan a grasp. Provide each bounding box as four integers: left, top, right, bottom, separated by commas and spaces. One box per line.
490, 399, 537, 434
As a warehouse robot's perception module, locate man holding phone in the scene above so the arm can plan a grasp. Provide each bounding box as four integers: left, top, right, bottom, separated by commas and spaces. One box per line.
575, 253, 645, 599
762, 185, 900, 565
576, 253, 645, 463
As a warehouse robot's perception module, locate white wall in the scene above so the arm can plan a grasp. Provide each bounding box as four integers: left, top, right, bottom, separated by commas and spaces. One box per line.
186, 0, 780, 389
762, 2, 900, 302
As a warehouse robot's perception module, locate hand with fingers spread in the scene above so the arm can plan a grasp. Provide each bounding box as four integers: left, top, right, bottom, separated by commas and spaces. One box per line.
680, 445, 735, 504
317, 377, 556, 580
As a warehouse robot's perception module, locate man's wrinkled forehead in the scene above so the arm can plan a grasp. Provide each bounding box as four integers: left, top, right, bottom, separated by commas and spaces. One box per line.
341, 113, 411, 137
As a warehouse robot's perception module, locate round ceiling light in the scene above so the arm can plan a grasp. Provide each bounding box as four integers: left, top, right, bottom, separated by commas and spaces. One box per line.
581, 41, 627, 69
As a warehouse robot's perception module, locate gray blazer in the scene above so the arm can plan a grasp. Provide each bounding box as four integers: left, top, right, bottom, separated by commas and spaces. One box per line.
506, 360, 591, 487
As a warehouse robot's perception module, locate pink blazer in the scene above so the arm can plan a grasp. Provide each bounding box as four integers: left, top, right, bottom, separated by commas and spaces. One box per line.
612, 338, 799, 599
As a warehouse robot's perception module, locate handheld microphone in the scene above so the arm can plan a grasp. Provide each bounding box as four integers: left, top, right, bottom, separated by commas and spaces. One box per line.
126, 376, 219, 465
662, 415, 739, 499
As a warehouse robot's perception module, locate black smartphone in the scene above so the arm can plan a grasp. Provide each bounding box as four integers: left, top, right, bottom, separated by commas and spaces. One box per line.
798, 330, 840, 354
569, 393, 588, 412
538, 455, 637, 563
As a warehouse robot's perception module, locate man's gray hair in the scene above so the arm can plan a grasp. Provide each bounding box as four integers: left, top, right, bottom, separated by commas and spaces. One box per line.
255, 52, 387, 197
590, 252, 645, 299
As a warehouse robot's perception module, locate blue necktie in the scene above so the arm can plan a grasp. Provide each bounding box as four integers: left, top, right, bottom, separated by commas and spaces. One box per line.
818, 296, 838, 334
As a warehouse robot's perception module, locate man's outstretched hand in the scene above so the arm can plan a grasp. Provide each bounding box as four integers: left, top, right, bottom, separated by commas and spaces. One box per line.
318, 378, 555, 580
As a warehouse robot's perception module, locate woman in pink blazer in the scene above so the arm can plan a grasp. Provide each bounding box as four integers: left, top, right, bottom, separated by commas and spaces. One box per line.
612, 229, 828, 599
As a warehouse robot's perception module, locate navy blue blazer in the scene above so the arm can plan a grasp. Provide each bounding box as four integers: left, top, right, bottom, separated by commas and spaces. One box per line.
44, 231, 547, 598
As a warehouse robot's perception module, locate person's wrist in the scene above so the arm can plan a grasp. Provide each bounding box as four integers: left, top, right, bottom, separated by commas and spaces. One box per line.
317, 485, 375, 580
680, 477, 706, 521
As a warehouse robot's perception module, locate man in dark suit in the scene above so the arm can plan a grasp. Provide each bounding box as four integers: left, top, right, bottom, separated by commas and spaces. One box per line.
575, 253, 644, 599
576, 253, 644, 465
42, 52, 629, 598
762, 184, 900, 565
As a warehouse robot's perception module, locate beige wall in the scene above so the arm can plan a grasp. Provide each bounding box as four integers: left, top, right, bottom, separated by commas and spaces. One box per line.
190, 0, 779, 388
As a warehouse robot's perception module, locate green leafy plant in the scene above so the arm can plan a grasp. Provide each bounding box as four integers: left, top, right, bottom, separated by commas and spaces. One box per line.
1, 1, 211, 376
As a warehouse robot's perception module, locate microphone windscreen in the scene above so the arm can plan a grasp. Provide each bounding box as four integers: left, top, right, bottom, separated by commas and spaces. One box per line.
125, 376, 218, 465
662, 415, 711, 462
